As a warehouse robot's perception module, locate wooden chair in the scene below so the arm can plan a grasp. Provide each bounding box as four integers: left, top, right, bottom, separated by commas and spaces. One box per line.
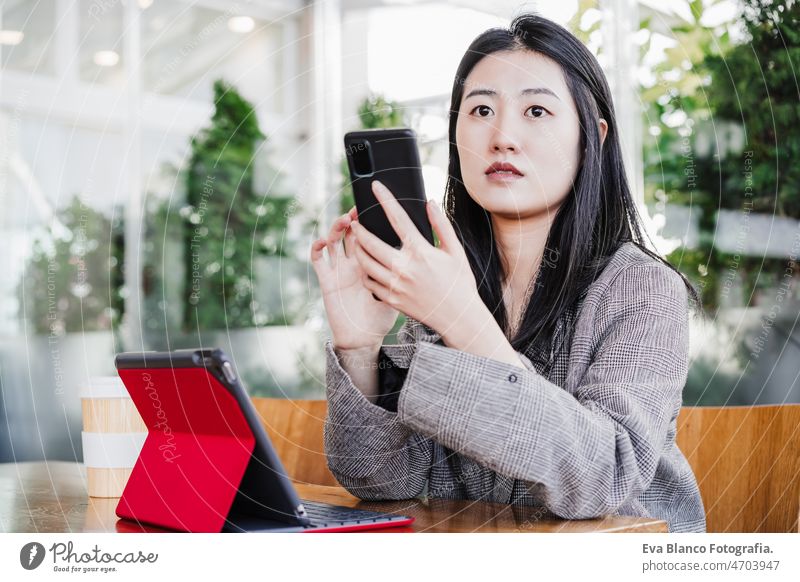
251, 398, 800, 530
677, 405, 800, 533
250, 398, 338, 487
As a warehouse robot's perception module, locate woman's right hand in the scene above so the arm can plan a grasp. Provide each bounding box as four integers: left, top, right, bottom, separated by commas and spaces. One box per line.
310, 207, 399, 351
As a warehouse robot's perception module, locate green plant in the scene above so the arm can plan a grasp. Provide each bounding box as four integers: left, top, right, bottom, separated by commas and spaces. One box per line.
183, 79, 296, 331
646, 0, 799, 215
141, 187, 184, 336
20, 196, 124, 334
666, 244, 793, 312
702, 0, 800, 216
640, 0, 735, 208
642, 1, 800, 313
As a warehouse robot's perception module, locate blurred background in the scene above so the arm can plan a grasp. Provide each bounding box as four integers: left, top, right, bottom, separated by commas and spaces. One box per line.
0, 0, 798, 462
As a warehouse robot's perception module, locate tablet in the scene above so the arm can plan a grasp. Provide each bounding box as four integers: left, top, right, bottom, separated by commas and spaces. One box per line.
114, 348, 414, 533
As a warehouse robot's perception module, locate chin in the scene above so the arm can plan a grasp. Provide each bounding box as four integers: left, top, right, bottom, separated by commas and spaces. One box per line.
469, 187, 528, 206
478, 201, 537, 217
476, 195, 556, 219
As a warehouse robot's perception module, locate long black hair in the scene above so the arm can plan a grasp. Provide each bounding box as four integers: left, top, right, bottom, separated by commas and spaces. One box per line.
443, 13, 699, 351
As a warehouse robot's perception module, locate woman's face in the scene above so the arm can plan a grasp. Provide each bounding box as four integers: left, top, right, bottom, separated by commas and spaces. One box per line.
455, 50, 593, 221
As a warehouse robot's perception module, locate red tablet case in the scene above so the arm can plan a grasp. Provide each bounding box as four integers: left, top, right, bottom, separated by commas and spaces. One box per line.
116, 366, 257, 533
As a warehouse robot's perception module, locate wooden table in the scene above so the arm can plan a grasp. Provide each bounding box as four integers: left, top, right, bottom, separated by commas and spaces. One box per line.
0, 462, 667, 533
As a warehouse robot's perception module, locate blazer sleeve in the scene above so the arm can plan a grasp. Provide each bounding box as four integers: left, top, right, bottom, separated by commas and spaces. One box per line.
323, 318, 433, 500
395, 262, 690, 520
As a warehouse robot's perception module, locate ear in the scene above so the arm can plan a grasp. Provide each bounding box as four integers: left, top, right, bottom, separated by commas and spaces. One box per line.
599, 118, 608, 147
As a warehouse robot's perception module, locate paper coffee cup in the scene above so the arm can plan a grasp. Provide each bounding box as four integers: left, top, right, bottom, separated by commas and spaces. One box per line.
80, 376, 146, 498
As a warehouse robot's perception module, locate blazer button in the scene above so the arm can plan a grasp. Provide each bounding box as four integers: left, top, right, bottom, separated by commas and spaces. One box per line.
508, 373, 518, 383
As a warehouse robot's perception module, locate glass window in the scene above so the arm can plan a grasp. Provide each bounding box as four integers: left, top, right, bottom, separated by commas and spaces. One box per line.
0, 109, 125, 461
0, 0, 57, 76
79, 0, 126, 87
137, 1, 317, 398
640, 1, 800, 405
0, 0, 310, 465
140, 0, 284, 110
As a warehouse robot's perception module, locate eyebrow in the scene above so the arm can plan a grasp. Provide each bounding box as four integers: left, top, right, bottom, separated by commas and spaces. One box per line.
464, 87, 561, 101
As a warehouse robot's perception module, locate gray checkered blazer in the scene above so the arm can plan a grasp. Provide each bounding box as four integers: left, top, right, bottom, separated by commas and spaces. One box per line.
323, 242, 706, 532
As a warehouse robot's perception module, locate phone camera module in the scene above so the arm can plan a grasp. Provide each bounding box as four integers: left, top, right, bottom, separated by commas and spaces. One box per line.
349, 140, 374, 176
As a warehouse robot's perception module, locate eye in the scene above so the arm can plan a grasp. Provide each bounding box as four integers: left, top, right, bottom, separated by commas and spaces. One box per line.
469, 105, 494, 118
526, 106, 548, 118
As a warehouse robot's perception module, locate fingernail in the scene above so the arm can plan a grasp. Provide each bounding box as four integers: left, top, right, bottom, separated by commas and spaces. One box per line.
372, 180, 385, 194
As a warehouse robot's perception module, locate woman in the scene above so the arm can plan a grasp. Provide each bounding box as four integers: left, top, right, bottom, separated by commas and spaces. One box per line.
310, 13, 706, 533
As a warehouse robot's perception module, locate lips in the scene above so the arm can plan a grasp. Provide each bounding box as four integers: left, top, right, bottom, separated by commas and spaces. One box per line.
485, 161, 523, 176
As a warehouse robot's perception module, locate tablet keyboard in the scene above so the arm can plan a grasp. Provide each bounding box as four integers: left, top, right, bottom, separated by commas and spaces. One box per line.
299, 500, 411, 528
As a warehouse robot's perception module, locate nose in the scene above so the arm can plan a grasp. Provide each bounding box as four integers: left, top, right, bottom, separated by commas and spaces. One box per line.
489, 115, 520, 153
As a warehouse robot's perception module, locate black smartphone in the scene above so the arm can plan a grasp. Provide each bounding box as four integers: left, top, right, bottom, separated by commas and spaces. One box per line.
344, 128, 435, 301
344, 128, 435, 248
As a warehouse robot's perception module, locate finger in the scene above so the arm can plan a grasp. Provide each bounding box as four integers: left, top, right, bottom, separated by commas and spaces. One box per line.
348, 206, 358, 220
371, 180, 424, 247
310, 238, 332, 278
326, 214, 353, 264
327, 213, 352, 245
353, 236, 393, 287
351, 220, 399, 268
362, 270, 389, 303
426, 200, 460, 252
343, 221, 357, 259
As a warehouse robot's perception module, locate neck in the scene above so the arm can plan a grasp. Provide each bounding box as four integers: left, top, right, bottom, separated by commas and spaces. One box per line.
491, 208, 560, 297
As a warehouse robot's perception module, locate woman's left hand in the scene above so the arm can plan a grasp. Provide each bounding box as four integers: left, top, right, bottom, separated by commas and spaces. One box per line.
350, 180, 483, 340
